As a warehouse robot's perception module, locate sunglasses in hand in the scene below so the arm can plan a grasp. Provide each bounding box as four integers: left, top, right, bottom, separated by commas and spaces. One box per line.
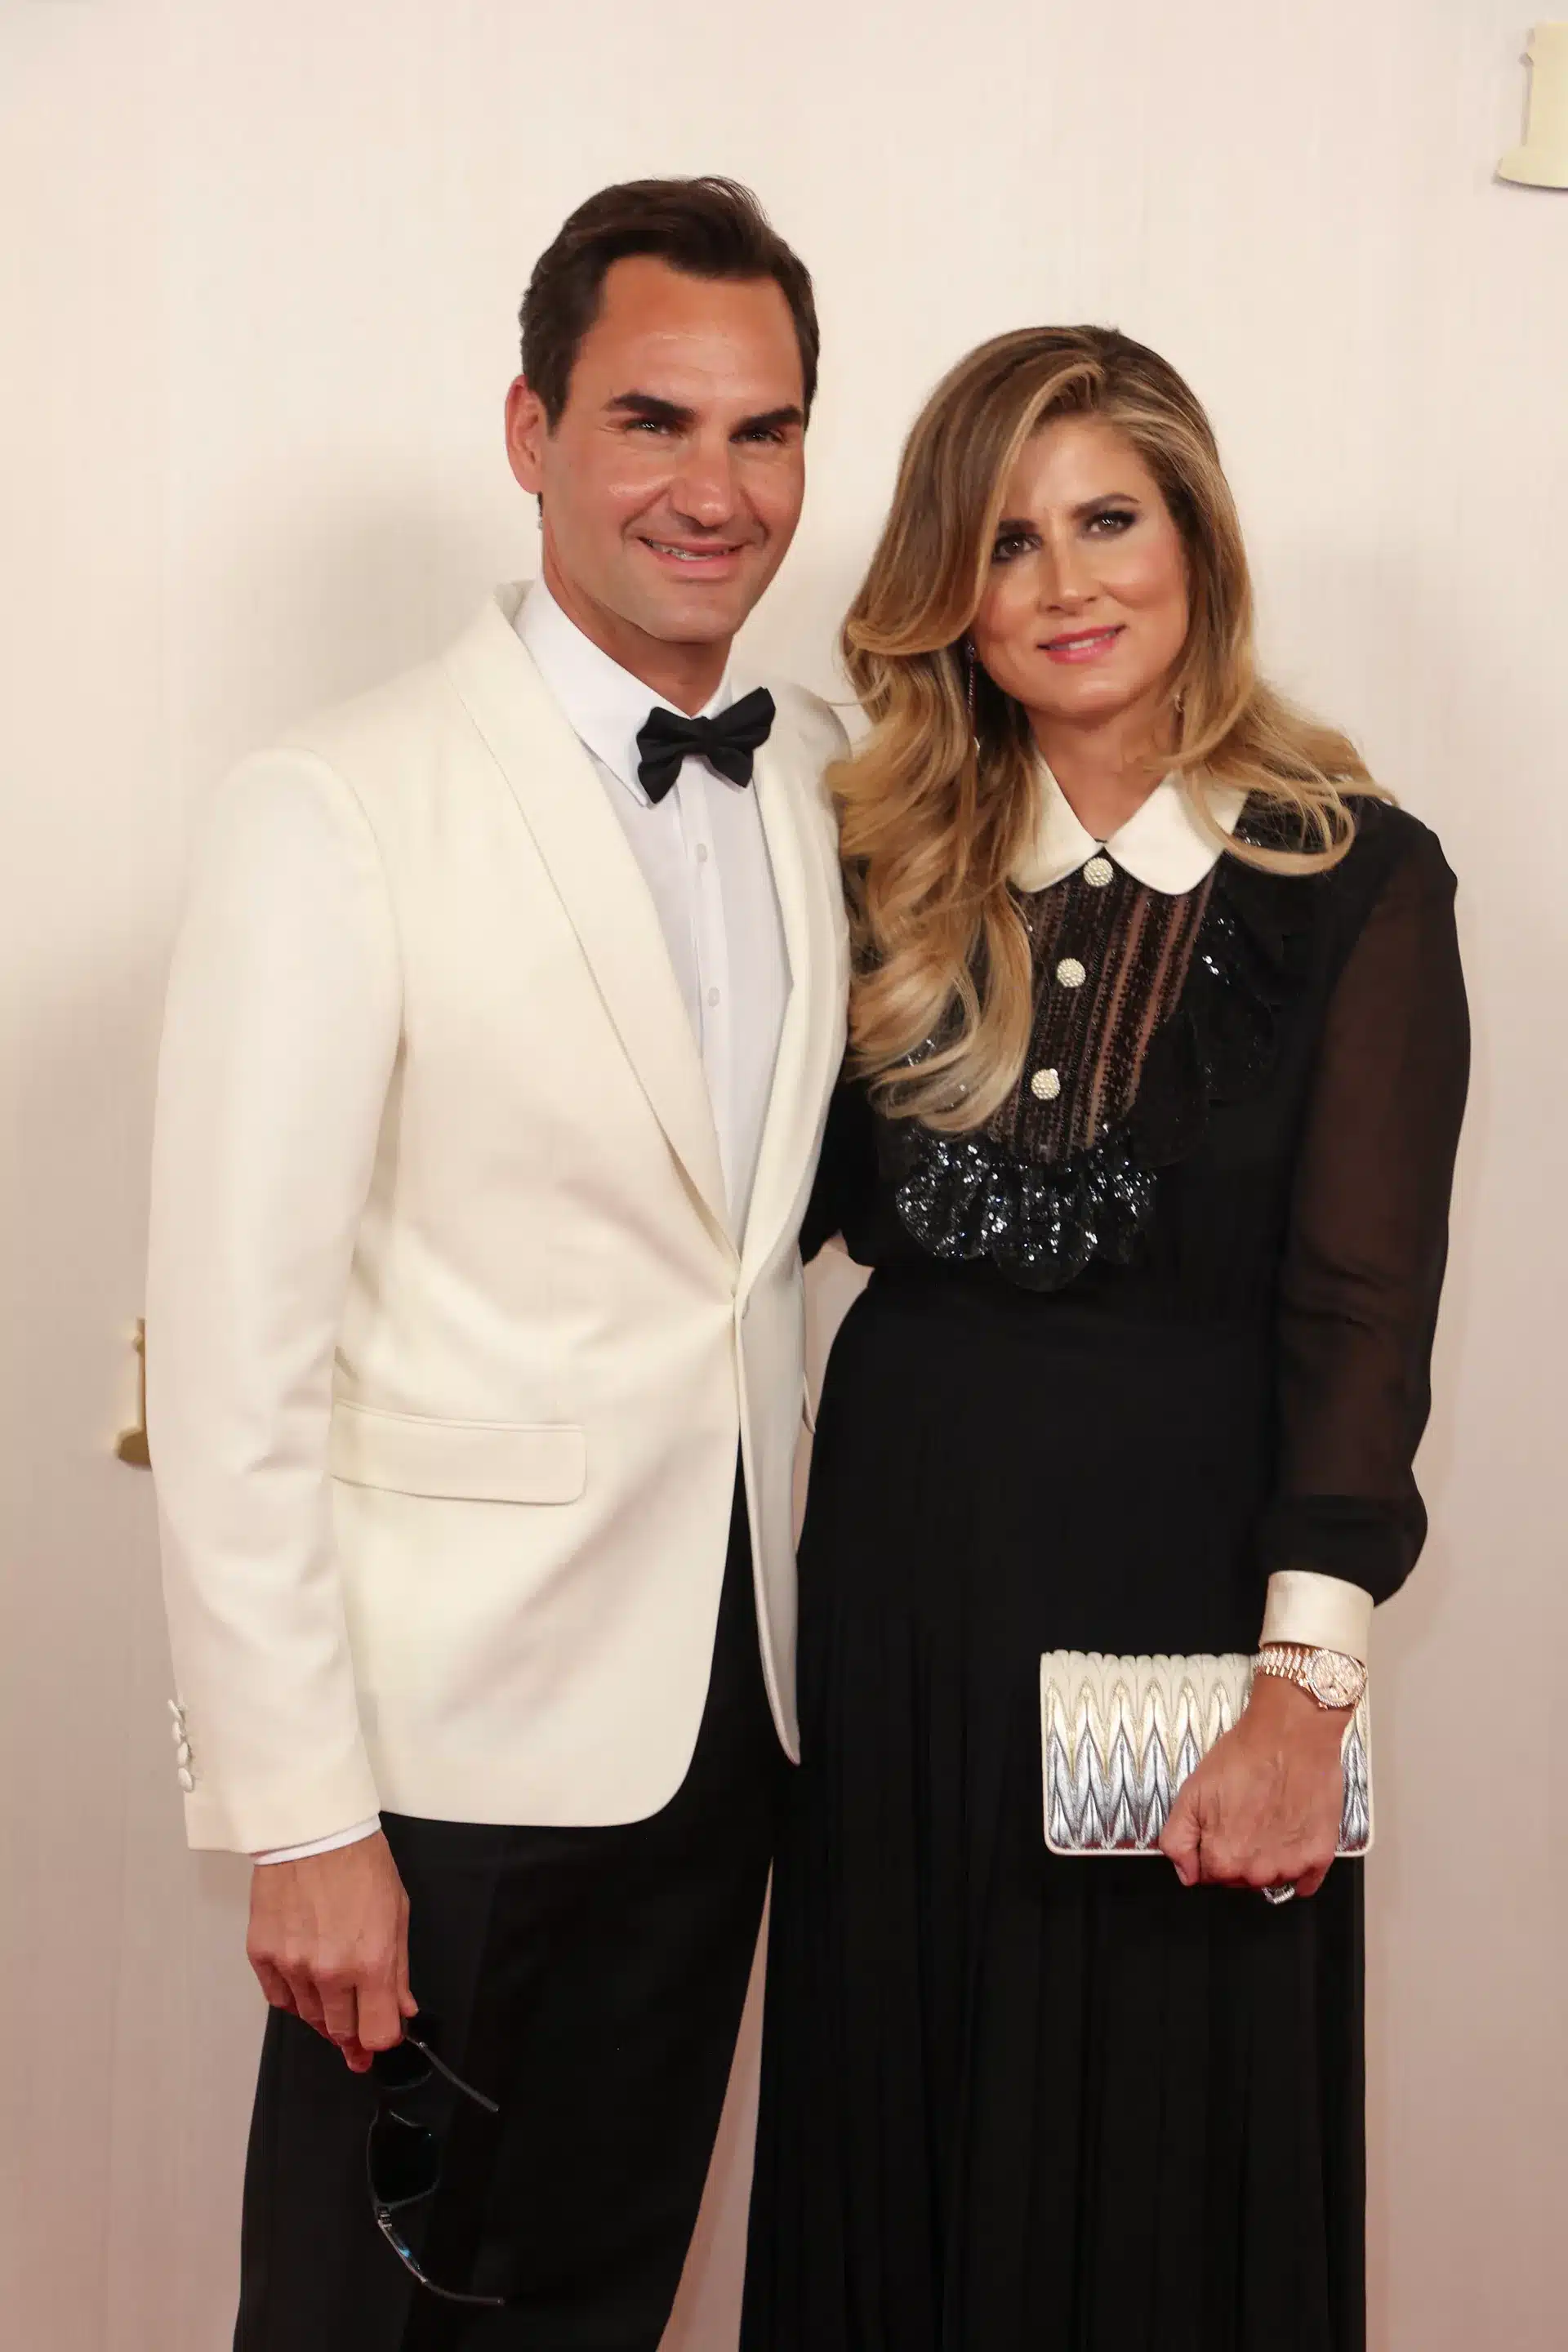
368, 2017, 506, 2308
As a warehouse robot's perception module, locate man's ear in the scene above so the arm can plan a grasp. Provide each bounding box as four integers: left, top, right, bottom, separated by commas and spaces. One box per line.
505, 376, 549, 496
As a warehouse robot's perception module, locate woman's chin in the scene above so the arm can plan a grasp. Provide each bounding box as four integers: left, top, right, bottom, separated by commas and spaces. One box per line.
1020, 672, 1159, 733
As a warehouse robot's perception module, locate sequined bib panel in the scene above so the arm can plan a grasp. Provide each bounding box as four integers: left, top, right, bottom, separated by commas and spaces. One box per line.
885, 812, 1310, 1291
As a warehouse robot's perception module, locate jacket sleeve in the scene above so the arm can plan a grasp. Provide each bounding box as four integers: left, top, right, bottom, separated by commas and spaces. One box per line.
146, 750, 400, 1851
1257, 820, 1469, 1657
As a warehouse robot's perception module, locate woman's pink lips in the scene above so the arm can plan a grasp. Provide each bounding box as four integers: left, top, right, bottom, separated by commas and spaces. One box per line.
1041, 626, 1125, 664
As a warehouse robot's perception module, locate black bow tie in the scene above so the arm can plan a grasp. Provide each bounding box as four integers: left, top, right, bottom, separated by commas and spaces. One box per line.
635, 686, 776, 805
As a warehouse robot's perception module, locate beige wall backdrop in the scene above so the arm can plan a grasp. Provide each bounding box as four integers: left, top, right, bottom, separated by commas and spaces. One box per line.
3, 2, 1565, 2345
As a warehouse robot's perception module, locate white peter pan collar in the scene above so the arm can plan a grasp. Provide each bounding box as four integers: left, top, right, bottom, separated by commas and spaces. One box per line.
1010, 762, 1248, 897
517, 577, 733, 803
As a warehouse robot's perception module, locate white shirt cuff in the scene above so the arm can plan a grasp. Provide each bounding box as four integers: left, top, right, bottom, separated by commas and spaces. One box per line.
1259, 1570, 1373, 1663
253, 1816, 381, 1865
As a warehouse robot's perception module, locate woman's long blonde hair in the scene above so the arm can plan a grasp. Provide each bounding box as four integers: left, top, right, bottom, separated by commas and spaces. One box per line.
840, 325, 1379, 1132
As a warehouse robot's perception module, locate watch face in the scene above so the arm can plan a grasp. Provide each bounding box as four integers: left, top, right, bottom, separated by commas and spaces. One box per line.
1308, 1650, 1366, 1708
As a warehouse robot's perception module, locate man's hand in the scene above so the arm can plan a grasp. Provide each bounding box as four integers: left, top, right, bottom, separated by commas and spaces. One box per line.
247, 1831, 416, 2071
1158, 1672, 1348, 1900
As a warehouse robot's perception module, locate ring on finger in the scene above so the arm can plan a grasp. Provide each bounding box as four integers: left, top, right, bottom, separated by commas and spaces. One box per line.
1262, 1882, 1297, 1906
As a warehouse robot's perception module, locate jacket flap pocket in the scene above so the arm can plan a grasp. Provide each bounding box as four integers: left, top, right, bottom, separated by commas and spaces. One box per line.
330, 1403, 586, 1503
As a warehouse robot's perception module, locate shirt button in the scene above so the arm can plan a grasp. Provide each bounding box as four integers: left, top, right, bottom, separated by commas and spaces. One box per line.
1083, 855, 1114, 888
695, 843, 710, 864
176, 1767, 195, 1793
1055, 957, 1087, 990
1030, 1067, 1062, 1101
707, 987, 721, 1008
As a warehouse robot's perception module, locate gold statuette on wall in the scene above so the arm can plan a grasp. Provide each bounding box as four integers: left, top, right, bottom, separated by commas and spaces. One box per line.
116, 1319, 150, 1468
1499, 23, 1568, 188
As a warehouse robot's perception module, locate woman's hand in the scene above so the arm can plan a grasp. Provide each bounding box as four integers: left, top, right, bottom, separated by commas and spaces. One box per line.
1158, 1672, 1348, 1899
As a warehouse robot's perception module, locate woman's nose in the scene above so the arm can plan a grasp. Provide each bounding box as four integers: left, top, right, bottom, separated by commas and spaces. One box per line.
1039, 538, 1095, 611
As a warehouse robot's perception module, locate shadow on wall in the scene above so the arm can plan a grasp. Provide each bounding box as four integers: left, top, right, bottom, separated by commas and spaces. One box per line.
3, 935, 259, 2346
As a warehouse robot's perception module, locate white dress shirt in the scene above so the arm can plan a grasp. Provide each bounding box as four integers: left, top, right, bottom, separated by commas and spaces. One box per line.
1013, 761, 1375, 1667
517, 579, 791, 1233
258, 581, 792, 1864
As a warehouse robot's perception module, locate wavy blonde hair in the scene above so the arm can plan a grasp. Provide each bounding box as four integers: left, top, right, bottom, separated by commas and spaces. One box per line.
840, 325, 1380, 1131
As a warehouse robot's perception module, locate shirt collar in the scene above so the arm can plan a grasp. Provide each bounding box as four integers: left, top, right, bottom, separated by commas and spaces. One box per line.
516, 577, 733, 803
1009, 761, 1248, 896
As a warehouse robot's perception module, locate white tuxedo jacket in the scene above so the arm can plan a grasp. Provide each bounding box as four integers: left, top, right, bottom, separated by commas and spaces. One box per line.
147, 586, 849, 1853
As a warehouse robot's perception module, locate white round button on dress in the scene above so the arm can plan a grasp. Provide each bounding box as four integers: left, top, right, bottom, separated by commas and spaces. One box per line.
176, 1767, 195, 1793
1055, 957, 1087, 990
1083, 855, 1114, 888
1030, 1067, 1062, 1101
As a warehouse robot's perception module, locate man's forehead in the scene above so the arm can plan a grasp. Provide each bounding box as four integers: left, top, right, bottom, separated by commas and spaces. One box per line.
577, 264, 802, 389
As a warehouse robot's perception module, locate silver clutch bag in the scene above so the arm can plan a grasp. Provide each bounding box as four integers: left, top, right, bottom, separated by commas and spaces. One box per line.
1040, 1650, 1373, 1857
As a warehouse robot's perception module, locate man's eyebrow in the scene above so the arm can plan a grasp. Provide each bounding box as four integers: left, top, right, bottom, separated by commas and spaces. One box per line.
603, 392, 806, 438
604, 391, 696, 428
736, 405, 806, 436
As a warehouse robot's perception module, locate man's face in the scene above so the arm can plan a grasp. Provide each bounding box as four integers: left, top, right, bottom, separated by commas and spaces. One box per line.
506, 256, 808, 670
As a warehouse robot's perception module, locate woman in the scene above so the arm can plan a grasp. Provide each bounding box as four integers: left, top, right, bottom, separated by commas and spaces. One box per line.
742, 327, 1468, 2352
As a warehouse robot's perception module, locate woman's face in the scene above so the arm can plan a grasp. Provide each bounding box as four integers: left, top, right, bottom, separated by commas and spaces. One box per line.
969, 416, 1191, 742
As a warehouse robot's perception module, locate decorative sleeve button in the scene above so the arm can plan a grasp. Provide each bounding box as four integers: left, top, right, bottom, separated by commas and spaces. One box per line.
1054, 957, 1087, 990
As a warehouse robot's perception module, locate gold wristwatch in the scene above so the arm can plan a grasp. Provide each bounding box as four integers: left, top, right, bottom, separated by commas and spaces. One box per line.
1253, 1643, 1367, 1710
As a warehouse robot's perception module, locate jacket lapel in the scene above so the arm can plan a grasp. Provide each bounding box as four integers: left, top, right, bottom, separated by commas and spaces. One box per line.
741, 727, 848, 1285
443, 592, 731, 1246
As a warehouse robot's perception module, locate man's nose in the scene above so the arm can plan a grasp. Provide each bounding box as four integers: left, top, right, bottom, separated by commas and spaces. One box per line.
667, 437, 742, 530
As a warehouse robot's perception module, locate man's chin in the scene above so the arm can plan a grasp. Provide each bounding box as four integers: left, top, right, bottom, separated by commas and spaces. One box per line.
626, 581, 758, 650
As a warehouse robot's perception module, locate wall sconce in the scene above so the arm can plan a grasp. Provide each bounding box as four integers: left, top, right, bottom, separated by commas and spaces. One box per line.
1499, 22, 1568, 186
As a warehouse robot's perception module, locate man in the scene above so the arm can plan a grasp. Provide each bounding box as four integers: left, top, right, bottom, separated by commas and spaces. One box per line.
147, 176, 848, 2348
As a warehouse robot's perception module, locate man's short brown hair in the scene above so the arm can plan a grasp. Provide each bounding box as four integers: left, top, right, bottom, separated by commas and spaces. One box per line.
520, 176, 819, 427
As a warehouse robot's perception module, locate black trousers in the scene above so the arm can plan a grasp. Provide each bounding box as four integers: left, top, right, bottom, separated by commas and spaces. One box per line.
234, 1474, 779, 2352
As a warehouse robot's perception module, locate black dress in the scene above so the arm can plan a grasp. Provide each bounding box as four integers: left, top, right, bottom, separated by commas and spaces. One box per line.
742, 797, 1468, 2352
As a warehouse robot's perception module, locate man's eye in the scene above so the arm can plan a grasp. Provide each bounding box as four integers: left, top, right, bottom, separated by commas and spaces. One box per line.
738, 426, 786, 446
628, 418, 674, 435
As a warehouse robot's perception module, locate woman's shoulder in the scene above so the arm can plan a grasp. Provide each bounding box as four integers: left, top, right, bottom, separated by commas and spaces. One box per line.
1339, 793, 1458, 903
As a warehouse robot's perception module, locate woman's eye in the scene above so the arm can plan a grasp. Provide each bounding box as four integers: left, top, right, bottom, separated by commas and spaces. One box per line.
991, 532, 1035, 564
1086, 508, 1137, 536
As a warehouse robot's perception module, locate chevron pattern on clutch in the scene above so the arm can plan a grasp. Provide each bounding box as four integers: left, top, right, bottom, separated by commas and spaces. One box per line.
1040, 1650, 1374, 1857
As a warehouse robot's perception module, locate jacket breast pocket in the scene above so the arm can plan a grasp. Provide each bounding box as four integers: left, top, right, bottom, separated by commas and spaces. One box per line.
328, 1401, 586, 1503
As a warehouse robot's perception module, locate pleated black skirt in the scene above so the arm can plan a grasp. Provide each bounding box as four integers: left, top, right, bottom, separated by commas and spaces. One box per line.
743, 1269, 1365, 2352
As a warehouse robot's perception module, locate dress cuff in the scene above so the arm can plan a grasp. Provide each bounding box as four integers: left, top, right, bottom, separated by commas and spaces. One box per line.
254, 1816, 381, 1866
1258, 1570, 1373, 1662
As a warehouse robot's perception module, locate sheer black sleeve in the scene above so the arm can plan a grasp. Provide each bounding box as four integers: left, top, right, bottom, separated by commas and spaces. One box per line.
1258, 819, 1469, 1604
801, 1079, 880, 1264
